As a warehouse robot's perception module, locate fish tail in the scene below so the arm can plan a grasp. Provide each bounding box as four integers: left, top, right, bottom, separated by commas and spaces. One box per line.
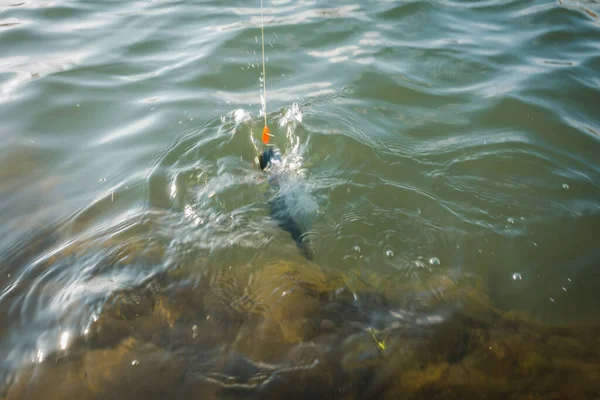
296, 237, 314, 261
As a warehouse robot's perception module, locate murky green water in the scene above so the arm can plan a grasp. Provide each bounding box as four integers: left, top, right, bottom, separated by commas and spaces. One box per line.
1, 0, 600, 398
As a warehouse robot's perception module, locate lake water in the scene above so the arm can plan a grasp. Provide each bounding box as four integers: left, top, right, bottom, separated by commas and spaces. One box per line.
1, 0, 600, 398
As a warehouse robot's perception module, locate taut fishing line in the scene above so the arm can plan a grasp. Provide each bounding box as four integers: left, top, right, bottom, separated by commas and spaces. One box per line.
260, 0, 272, 145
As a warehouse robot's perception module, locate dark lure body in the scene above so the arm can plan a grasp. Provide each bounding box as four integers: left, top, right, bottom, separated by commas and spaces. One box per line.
258, 146, 314, 260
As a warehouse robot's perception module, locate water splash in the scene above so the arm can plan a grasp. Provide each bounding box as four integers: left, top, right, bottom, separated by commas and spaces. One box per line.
271, 103, 305, 175
223, 108, 252, 126
280, 102, 303, 127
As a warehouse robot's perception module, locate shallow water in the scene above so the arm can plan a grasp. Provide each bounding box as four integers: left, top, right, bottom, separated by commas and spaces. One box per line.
1, 0, 600, 397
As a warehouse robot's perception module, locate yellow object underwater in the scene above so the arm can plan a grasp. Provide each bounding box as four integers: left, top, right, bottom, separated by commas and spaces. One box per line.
370, 327, 387, 350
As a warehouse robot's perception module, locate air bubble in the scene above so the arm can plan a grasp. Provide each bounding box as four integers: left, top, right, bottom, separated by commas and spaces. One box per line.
353, 245, 361, 253
562, 183, 570, 190
132, 360, 139, 366
429, 257, 440, 266
386, 249, 394, 257
512, 273, 522, 280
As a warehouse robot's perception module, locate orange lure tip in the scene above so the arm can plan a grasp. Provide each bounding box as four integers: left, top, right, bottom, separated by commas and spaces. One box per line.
262, 125, 271, 145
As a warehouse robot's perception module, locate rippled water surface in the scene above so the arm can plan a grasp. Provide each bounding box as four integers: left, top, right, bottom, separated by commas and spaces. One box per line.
1, 0, 600, 397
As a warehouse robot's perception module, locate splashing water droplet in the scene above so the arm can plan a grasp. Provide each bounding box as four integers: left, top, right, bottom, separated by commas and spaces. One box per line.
60, 331, 70, 350
512, 273, 522, 280
36, 349, 44, 363
429, 257, 440, 266
279, 103, 303, 131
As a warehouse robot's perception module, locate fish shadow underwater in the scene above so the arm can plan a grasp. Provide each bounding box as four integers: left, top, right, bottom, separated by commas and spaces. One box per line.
257, 145, 316, 260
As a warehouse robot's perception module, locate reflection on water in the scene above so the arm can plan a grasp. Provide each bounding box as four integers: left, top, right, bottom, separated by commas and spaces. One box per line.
1, 0, 600, 397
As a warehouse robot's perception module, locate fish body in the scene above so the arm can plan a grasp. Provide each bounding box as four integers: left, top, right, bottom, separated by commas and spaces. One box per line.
257, 146, 314, 260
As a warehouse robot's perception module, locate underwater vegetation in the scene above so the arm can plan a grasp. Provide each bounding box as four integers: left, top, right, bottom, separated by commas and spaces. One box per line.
2, 231, 599, 400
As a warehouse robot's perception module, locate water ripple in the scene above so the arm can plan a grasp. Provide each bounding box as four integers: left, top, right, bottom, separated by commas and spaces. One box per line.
2, 0, 600, 387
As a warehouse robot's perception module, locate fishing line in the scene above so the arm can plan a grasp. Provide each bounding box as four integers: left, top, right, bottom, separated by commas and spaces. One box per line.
260, 0, 272, 145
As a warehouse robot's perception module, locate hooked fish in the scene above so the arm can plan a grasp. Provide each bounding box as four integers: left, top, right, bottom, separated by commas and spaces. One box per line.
257, 145, 314, 260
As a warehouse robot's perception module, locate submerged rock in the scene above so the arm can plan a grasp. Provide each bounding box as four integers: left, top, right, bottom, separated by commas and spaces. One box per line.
4, 257, 600, 399
5, 338, 187, 400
